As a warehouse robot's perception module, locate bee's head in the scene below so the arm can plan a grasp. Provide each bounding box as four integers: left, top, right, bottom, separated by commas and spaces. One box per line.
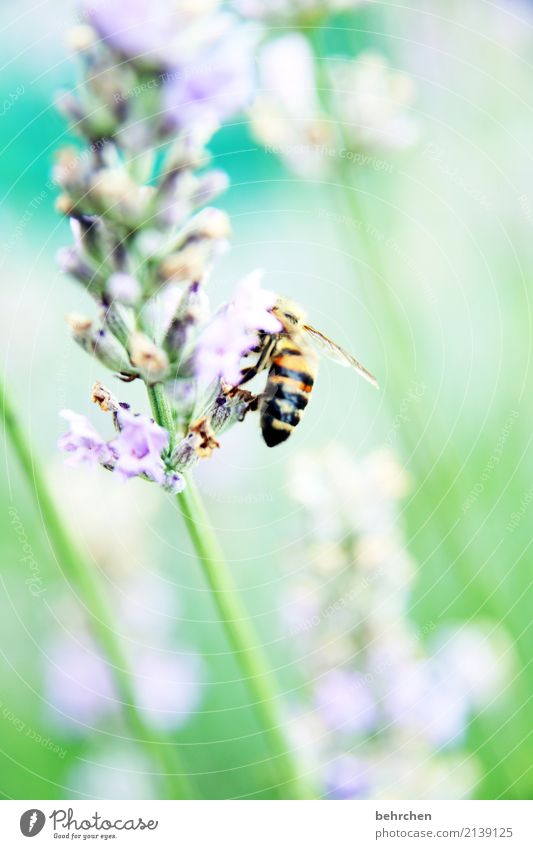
271, 297, 306, 329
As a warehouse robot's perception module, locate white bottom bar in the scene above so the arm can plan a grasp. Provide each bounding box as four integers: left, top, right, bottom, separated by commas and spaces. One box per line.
1, 800, 531, 848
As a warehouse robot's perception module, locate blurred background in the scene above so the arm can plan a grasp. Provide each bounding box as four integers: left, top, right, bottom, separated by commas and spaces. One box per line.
0, 0, 531, 800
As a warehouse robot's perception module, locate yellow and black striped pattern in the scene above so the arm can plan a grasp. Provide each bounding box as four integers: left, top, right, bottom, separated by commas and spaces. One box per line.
260, 337, 318, 446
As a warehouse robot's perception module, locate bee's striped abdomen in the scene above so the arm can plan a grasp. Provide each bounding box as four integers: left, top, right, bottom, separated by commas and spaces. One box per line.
260, 341, 318, 447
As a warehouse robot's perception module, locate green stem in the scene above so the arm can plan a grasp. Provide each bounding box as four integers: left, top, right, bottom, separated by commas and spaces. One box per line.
147, 383, 313, 799
1, 378, 193, 800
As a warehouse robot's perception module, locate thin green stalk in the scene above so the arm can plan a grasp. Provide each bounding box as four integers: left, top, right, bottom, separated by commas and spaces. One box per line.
1, 378, 193, 800
147, 382, 313, 799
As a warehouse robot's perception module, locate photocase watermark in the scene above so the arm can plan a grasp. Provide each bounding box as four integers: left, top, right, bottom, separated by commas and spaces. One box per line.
462, 410, 519, 513
0, 698, 66, 759
19, 806, 159, 838
8, 506, 46, 597
265, 142, 393, 173
113, 69, 181, 105
506, 484, 533, 533
20, 809, 46, 837
1, 135, 108, 263
287, 568, 384, 638
384, 380, 426, 447
518, 194, 533, 227
50, 807, 158, 834
200, 486, 274, 506
2, 178, 55, 260
317, 208, 436, 304
423, 142, 493, 212
0, 84, 25, 118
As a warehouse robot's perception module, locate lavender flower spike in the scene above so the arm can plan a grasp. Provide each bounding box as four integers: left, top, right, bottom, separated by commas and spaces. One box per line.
58, 410, 114, 468
195, 270, 282, 385
111, 408, 169, 486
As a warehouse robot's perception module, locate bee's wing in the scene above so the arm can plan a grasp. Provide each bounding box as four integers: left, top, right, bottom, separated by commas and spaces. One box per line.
303, 325, 379, 388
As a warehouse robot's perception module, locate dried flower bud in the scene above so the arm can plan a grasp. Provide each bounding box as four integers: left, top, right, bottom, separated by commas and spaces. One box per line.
57, 247, 101, 290
53, 146, 88, 192
54, 93, 86, 127
212, 386, 257, 433
189, 207, 231, 241
164, 282, 209, 358
191, 170, 230, 208
55, 195, 77, 216
91, 381, 119, 412
88, 169, 153, 227
188, 417, 220, 459
129, 331, 169, 383
70, 215, 105, 262
159, 244, 206, 283
67, 313, 137, 376
66, 313, 93, 335
66, 24, 97, 53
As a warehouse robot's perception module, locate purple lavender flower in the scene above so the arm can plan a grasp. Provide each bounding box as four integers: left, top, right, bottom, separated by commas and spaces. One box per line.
315, 668, 378, 734
326, 755, 372, 800
195, 314, 256, 386
111, 409, 169, 485
163, 27, 256, 130
231, 270, 283, 334
83, 0, 255, 130
46, 633, 202, 733
82, 0, 208, 68
58, 410, 115, 468
195, 270, 282, 385
46, 636, 117, 730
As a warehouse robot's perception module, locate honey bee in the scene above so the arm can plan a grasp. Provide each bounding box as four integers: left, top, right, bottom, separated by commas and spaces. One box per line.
236, 297, 379, 447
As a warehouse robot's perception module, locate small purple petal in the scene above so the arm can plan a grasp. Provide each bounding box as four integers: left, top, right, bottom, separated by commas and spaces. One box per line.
111, 409, 169, 485
58, 409, 114, 468
194, 269, 282, 385
164, 472, 186, 494
163, 26, 256, 129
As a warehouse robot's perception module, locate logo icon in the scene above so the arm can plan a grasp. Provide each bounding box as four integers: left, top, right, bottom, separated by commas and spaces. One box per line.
20, 810, 46, 837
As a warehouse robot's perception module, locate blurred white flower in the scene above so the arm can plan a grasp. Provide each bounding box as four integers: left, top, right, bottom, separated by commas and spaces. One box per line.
384, 661, 470, 748
250, 34, 333, 177
431, 623, 516, 709
328, 52, 419, 152
283, 444, 513, 799
133, 649, 203, 730
251, 37, 418, 177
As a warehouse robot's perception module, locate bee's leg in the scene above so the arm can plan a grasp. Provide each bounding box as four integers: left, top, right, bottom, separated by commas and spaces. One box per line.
234, 365, 259, 387
229, 388, 259, 421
